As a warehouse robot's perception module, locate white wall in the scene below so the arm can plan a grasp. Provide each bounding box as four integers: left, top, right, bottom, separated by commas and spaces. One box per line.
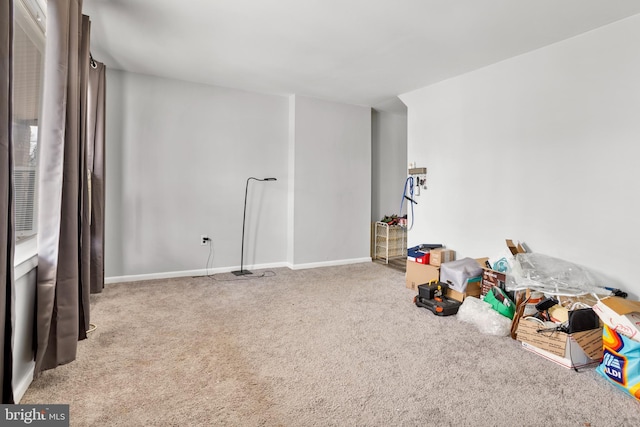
13, 265, 36, 402
371, 108, 407, 222
289, 96, 372, 266
105, 70, 289, 278
400, 14, 640, 298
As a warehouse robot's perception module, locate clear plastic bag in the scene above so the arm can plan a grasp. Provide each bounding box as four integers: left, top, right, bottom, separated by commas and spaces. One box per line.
506, 253, 608, 296
457, 296, 512, 336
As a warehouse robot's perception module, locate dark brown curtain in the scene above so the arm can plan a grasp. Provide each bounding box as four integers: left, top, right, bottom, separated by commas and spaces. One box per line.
35, 0, 92, 373
0, 0, 15, 404
78, 14, 91, 341
87, 58, 106, 294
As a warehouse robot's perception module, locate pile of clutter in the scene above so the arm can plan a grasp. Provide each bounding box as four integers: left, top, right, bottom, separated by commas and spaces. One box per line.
406, 240, 640, 403
379, 214, 407, 227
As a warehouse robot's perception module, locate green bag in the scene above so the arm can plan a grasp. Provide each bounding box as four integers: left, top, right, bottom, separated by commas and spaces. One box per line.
483, 287, 515, 319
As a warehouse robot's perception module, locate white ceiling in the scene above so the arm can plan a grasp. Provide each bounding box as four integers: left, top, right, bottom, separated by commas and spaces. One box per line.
83, 0, 640, 111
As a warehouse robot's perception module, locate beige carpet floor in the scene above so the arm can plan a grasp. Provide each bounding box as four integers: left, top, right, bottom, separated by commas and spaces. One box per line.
21, 263, 640, 426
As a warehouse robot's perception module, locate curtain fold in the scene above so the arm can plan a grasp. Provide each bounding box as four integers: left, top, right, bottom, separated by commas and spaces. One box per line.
1, 0, 15, 404
78, 14, 91, 339
87, 59, 106, 294
35, 0, 90, 373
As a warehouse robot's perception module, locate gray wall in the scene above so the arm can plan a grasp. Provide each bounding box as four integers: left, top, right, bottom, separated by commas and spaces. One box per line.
371, 108, 407, 222
105, 71, 289, 279
105, 73, 372, 279
289, 95, 372, 266
400, 14, 640, 298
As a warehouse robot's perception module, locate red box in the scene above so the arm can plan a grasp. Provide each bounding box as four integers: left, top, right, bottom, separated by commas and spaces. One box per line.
415, 253, 430, 264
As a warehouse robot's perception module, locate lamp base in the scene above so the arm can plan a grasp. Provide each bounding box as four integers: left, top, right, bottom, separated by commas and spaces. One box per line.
231, 269, 253, 276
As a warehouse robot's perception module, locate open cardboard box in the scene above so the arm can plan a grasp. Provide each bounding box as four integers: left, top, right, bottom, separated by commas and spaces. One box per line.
506, 239, 526, 257
592, 297, 640, 342
445, 278, 481, 302
516, 318, 603, 369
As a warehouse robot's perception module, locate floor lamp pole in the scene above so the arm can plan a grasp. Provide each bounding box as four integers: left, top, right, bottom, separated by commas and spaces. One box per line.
232, 177, 277, 276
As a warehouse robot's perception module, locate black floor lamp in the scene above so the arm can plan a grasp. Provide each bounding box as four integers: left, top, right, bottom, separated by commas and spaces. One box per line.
232, 177, 277, 276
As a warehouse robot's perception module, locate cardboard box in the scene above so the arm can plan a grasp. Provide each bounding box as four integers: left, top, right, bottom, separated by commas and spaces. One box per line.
481, 268, 507, 297
429, 248, 455, 266
516, 319, 603, 369
506, 239, 526, 256
405, 261, 439, 292
592, 297, 640, 341
446, 279, 481, 302
476, 257, 490, 268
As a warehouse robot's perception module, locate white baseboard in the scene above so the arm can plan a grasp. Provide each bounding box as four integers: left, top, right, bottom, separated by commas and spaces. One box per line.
105, 262, 289, 284
286, 257, 372, 270
13, 362, 35, 403
105, 258, 372, 284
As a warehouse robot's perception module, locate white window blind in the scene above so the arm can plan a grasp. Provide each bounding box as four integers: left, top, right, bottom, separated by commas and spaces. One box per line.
12, 0, 46, 241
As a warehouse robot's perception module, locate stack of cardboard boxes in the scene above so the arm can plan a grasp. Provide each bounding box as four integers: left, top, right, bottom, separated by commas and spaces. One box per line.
406, 245, 485, 303
405, 246, 454, 291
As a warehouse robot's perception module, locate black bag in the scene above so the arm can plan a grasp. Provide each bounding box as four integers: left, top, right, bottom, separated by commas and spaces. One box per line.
567, 308, 600, 334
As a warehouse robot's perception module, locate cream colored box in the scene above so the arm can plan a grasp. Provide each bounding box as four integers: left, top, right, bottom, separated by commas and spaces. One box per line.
429, 248, 455, 266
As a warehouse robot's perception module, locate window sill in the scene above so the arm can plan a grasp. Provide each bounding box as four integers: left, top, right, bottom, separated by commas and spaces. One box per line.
14, 236, 38, 281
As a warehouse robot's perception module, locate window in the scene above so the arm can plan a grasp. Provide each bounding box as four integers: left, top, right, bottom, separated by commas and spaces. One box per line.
12, 0, 46, 242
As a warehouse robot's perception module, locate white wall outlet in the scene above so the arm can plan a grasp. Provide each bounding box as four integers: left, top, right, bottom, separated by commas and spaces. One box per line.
200, 234, 209, 245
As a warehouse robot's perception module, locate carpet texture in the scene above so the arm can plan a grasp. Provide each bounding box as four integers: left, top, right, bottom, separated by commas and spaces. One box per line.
21, 263, 640, 426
